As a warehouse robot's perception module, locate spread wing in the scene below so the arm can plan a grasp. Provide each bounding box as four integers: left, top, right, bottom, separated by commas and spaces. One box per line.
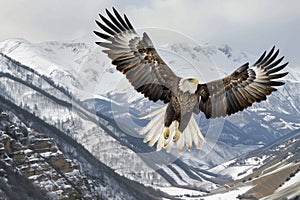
94, 7, 180, 103
195, 46, 288, 118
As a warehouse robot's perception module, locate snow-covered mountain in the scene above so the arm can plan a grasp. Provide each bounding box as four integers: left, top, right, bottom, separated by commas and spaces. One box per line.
0, 109, 107, 199
0, 38, 299, 199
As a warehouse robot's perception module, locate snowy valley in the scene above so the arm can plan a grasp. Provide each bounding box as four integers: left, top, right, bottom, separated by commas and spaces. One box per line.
0, 38, 299, 199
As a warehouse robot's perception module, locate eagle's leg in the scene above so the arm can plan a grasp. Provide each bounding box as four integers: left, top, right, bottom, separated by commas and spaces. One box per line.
163, 104, 174, 140
163, 120, 180, 141
173, 121, 180, 142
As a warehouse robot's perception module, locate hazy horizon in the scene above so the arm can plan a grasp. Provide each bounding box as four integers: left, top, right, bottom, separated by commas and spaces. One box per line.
1, 1, 299, 68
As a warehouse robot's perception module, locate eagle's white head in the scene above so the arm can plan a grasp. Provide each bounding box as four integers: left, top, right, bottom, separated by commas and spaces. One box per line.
179, 78, 199, 94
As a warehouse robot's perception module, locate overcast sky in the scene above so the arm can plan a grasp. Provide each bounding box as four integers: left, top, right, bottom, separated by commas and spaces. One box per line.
0, 0, 299, 68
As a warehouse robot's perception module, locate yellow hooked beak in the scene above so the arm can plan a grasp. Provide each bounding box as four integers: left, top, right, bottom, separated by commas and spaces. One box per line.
189, 78, 199, 85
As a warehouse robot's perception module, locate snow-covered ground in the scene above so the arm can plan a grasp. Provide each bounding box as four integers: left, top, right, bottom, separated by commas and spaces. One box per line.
160, 187, 206, 199
208, 155, 269, 180
202, 186, 252, 200
1, 37, 299, 197
160, 185, 252, 200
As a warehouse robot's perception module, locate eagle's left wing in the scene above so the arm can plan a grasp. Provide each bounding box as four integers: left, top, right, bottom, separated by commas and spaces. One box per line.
94, 7, 181, 103
195, 46, 288, 119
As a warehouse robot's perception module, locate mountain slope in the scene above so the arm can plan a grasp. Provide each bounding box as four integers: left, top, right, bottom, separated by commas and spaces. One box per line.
0, 50, 173, 199
0, 39, 227, 193
0, 94, 168, 200
0, 38, 299, 198
206, 128, 300, 199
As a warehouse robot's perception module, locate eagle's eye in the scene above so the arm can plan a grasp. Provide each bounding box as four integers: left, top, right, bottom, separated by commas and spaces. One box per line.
188, 78, 199, 85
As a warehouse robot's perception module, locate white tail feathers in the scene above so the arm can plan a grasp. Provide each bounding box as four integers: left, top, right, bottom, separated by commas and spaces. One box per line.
139, 104, 206, 152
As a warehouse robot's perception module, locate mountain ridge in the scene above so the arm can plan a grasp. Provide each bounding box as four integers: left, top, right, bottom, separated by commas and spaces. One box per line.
0, 38, 299, 198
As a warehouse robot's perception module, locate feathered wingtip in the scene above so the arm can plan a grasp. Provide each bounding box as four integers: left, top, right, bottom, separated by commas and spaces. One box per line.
254, 46, 289, 73
94, 7, 136, 45
252, 46, 289, 87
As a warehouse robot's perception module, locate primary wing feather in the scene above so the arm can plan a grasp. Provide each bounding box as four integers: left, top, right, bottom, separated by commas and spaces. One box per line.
196, 46, 288, 118
94, 7, 180, 103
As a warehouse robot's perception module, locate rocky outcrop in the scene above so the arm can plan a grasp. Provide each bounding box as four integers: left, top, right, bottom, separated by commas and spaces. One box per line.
0, 110, 102, 199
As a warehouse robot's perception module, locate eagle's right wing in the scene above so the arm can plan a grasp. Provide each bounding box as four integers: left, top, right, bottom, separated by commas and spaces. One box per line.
195, 46, 288, 118
94, 7, 180, 103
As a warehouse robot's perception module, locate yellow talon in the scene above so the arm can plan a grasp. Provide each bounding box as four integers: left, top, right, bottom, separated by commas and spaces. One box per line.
173, 131, 180, 141
163, 128, 170, 139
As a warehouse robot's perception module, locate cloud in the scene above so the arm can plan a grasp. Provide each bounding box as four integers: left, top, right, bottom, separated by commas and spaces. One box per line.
0, 0, 299, 67
123, 0, 300, 68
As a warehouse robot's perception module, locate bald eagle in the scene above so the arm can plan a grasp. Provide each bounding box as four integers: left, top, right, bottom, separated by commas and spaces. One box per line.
94, 8, 288, 152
